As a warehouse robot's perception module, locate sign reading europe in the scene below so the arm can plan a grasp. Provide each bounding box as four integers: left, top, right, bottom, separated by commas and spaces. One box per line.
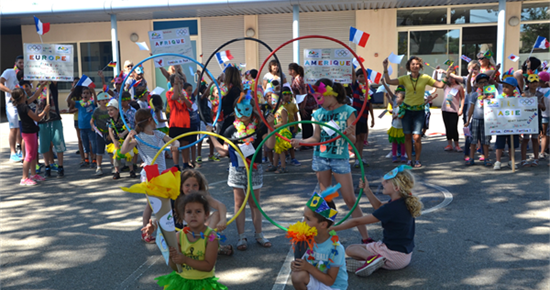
303, 48, 353, 84
24, 43, 74, 81
148, 27, 193, 68
484, 97, 539, 135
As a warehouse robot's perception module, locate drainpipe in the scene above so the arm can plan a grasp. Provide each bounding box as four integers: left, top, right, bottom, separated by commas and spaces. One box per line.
293, 5, 300, 64
496, 0, 505, 75
111, 14, 120, 76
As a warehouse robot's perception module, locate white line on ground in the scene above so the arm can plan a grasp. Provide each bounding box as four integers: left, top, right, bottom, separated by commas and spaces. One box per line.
118, 256, 162, 290
271, 247, 295, 290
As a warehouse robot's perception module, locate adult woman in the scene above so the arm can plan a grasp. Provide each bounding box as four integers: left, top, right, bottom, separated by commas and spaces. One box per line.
262, 60, 286, 90
477, 51, 498, 79
383, 56, 451, 168
288, 63, 314, 141
122, 60, 134, 78
218, 66, 243, 136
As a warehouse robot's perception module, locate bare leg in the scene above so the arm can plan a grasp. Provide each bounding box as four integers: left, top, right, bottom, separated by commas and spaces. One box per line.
405, 134, 413, 161
345, 244, 376, 261
9, 128, 19, 155
142, 203, 152, 227
291, 270, 310, 290
233, 188, 247, 235
532, 138, 540, 160
413, 134, 422, 161
355, 133, 365, 162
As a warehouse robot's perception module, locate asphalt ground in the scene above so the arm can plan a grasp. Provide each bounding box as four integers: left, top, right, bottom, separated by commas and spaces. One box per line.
1, 109, 549, 290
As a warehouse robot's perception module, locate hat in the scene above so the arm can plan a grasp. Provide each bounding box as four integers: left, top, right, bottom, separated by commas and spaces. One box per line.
475, 73, 490, 82
97, 92, 110, 101
135, 66, 144, 74
502, 76, 518, 88
107, 99, 119, 109
539, 71, 550, 83
306, 184, 340, 222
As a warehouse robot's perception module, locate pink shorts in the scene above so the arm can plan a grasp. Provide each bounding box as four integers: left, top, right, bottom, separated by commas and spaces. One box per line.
22, 133, 38, 162
364, 241, 412, 270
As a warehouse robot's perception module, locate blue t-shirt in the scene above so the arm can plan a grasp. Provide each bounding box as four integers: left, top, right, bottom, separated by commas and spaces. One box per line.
304, 238, 348, 290
372, 198, 415, 254
312, 105, 356, 159
75, 101, 96, 129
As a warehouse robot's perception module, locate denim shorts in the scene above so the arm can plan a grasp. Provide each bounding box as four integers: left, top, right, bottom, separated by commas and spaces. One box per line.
312, 155, 350, 174
401, 109, 425, 135
542, 117, 549, 124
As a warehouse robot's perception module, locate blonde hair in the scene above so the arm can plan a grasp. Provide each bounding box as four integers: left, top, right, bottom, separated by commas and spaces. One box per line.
467, 60, 480, 70
388, 170, 423, 218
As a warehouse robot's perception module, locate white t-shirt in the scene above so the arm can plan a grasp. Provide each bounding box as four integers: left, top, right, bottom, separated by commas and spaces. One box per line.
538, 87, 550, 118
1, 69, 18, 105
391, 100, 403, 129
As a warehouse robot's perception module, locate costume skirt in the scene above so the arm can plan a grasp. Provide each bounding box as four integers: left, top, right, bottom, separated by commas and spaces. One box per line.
387, 127, 405, 144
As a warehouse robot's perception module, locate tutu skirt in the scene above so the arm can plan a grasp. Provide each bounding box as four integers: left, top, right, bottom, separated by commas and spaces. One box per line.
274, 128, 293, 154
155, 271, 227, 290
106, 143, 138, 161
387, 127, 405, 144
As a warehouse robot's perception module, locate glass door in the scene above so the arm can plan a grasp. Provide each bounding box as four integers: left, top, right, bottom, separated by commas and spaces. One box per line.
461, 26, 497, 75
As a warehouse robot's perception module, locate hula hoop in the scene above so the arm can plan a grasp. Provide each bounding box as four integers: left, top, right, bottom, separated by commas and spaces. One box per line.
120, 53, 221, 151
150, 131, 250, 231
249, 120, 365, 231
253, 35, 369, 147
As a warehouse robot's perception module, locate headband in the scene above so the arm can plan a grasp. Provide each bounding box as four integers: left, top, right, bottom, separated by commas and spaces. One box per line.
383, 165, 412, 180
307, 184, 340, 222
502, 68, 514, 80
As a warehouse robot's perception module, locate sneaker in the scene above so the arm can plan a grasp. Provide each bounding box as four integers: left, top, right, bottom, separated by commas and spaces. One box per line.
36, 164, 44, 174
444, 145, 453, 151
290, 158, 301, 166
10, 154, 21, 162
50, 163, 59, 171
80, 161, 90, 168
91, 160, 97, 169
354, 160, 360, 168
455, 146, 463, 152
493, 161, 502, 170
30, 174, 46, 181
401, 156, 407, 163
57, 168, 64, 178
346, 258, 366, 273
355, 255, 385, 277
392, 156, 398, 163
129, 171, 137, 178
45, 167, 51, 177
113, 172, 120, 179
95, 168, 103, 176
196, 156, 202, 164
141, 232, 156, 244
508, 161, 518, 169
208, 155, 220, 162
17, 152, 23, 159
20, 178, 37, 186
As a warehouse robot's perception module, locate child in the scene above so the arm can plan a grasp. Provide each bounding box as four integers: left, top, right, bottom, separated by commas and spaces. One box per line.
291, 187, 348, 290
332, 165, 422, 277
268, 88, 293, 173
351, 69, 375, 168
154, 193, 227, 290
184, 82, 200, 168
493, 77, 521, 170
461, 62, 481, 161
149, 94, 169, 134
121, 108, 180, 242
12, 86, 49, 185
538, 71, 550, 161
134, 87, 149, 109
67, 78, 86, 166
90, 91, 112, 176
382, 81, 407, 163
67, 86, 97, 168
441, 70, 465, 152
521, 73, 545, 166
167, 74, 194, 170
464, 73, 494, 167
290, 78, 370, 243
208, 93, 276, 251
282, 87, 301, 166
106, 99, 136, 179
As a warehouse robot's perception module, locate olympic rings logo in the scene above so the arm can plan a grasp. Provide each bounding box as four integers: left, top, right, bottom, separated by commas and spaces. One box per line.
27, 44, 42, 51
176, 29, 188, 36
519, 98, 535, 106
335, 49, 350, 57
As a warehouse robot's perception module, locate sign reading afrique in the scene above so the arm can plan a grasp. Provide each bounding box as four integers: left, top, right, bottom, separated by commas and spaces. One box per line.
148, 27, 193, 68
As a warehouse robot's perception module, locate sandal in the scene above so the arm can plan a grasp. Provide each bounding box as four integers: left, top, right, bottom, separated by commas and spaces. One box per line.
532, 159, 538, 167
484, 160, 493, 167
521, 160, 531, 167
465, 159, 475, 166
255, 232, 272, 248
265, 165, 277, 172
236, 234, 248, 251
274, 167, 288, 174
406, 160, 413, 166
218, 244, 234, 256
414, 160, 422, 168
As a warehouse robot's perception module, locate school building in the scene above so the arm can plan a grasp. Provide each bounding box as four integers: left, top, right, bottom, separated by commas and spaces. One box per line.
1, 0, 549, 109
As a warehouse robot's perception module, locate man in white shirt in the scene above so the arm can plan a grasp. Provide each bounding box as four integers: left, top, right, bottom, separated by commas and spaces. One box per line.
0, 55, 24, 162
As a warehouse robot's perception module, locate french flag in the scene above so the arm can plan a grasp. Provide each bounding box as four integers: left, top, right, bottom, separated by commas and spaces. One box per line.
76, 75, 96, 89
215, 50, 234, 64
366, 69, 382, 84
34, 16, 50, 36
349, 27, 370, 48
534, 36, 550, 49
352, 56, 365, 69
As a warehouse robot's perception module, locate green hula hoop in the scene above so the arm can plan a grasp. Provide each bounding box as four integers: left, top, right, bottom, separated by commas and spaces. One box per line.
249, 120, 365, 231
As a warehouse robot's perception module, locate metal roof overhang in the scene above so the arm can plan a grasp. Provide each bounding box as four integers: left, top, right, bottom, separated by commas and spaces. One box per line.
1, 0, 522, 32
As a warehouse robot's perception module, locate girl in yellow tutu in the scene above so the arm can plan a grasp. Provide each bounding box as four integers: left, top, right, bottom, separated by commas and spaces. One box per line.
269, 87, 293, 174
383, 83, 406, 163
105, 99, 137, 179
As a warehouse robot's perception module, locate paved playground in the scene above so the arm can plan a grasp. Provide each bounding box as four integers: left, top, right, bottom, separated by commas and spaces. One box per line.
1, 109, 549, 290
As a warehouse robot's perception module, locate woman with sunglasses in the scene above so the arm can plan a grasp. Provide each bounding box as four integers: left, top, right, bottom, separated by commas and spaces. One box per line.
476, 52, 499, 80
383, 56, 452, 168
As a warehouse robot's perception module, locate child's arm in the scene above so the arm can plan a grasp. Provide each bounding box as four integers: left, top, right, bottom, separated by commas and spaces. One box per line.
381, 79, 396, 102
27, 104, 50, 122
120, 130, 139, 155
458, 87, 465, 116
109, 127, 120, 149
169, 237, 219, 272
358, 176, 383, 210
369, 102, 375, 128
274, 109, 288, 129
331, 214, 379, 232
206, 195, 228, 232
168, 232, 181, 271
464, 102, 474, 127
162, 134, 181, 155
344, 113, 357, 144
291, 121, 321, 147
263, 114, 277, 150
206, 126, 229, 157
291, 260, 340, 287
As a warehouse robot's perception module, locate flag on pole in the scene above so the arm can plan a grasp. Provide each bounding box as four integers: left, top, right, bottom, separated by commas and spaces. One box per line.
534, 36, 550, 49
508, 54, 520, 62
352, 56, 365, 69
484, 50, 493, 59
33, 16, 50, 35
542, 61, 548, 70
76, 75, 96, 89
107, 61, 117, 68
461, 55, 472, 63
215, 50, 234, 64
349, 27, 370, 48
444, 59, 454, 66
366, 69, 382, 84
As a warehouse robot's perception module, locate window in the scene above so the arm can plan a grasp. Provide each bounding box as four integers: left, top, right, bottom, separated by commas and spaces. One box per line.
80, 42, 120, 88
409, 30, 460, 74
451, 6, 499, 24
519, 23, 550, 62
397, 32, 408, 76
56, 43, 79, 90
521, 2, 550, 21
397, 9, 447, 26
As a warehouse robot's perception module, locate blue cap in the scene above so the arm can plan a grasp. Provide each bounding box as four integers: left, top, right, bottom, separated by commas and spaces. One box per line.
502, 76, 518, 88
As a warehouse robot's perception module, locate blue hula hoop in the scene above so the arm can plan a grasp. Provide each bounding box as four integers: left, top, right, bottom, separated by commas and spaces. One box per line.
119, 53, 221, 150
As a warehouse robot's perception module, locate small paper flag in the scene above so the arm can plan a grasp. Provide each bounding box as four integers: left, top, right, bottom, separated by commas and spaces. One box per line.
444, 59, 454, 66
484, 50, 493, 59
483, 85, 497, 94
508, 54, 520, 62
461, 55, 472, 63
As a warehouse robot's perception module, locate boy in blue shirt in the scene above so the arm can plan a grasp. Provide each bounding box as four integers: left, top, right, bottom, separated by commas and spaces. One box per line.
291, 185, 348, 290
67, 86, 97, 167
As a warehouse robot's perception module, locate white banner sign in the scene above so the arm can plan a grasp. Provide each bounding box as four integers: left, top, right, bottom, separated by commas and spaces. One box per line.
148, 27, 193, 67
303, 48, 353, 84
484, 97, 539, 135
23, 43, 74, 81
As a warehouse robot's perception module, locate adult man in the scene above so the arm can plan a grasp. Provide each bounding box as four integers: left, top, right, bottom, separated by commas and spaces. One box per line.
0, 55, 24, 162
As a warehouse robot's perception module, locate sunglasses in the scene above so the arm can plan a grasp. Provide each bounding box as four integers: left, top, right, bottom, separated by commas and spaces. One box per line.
126, 65, 133, 68
282, 92, 293, 95
478, 57, 486, 60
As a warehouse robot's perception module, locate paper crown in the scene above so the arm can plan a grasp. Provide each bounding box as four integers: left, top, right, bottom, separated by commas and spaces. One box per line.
235, 90, 253, 118
502, 68, 514, 80
384, 165, 412, 180
307, 184, 340, 222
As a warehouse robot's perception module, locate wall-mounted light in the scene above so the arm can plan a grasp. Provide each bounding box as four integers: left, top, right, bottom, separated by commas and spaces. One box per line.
508, 16, 520, 27
130, 33, 139, 42
246, 28, 255, 37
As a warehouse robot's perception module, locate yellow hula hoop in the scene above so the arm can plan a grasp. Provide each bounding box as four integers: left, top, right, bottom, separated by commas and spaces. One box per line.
150, 131, 251, 231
